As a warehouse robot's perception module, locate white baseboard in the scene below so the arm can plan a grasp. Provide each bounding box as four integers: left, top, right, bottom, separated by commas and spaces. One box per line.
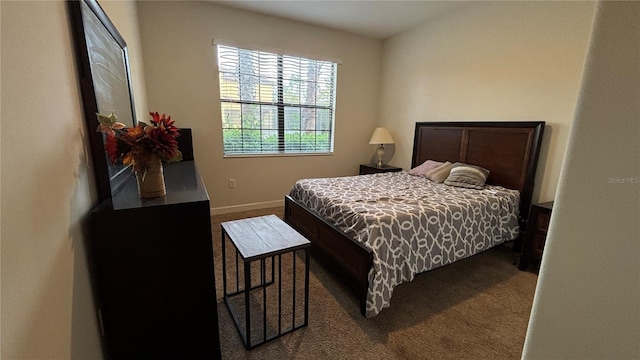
210, 199, 285, 215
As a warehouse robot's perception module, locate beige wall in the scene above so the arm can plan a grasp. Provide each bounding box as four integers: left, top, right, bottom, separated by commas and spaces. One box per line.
380, 1, 596, 204
523, 1, 640, 358
136, 1, 382, 212
1, 1, 146, 358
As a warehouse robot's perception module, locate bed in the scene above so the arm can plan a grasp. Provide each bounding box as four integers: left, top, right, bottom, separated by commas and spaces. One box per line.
284, 121, 545, 317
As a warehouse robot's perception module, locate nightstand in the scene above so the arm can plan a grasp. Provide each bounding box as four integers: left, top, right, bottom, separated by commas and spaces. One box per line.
518, 201, 553, 271
359, 164, 402, 175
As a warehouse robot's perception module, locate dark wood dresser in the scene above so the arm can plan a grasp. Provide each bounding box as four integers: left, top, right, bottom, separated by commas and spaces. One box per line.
518, 201, 554, 271
89, 161, 221, 359
359, 164, 402, 175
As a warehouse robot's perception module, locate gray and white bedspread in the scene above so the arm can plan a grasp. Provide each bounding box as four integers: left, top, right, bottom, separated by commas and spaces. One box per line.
289, 171, 520, 317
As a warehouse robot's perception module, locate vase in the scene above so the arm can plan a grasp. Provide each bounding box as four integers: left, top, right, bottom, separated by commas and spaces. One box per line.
136, 154, 166, 198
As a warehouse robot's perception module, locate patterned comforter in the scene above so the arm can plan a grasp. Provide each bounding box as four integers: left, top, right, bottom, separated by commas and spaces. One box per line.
289, 171, 520, 317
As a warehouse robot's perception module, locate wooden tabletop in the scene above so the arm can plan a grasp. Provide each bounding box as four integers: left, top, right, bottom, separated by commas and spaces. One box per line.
222, 215, 310, 261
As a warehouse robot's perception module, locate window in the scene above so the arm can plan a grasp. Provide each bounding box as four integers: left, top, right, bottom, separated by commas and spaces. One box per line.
216, 44, 337, 156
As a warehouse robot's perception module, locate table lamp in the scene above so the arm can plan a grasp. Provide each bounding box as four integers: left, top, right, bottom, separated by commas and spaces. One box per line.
369, 127, 394, 168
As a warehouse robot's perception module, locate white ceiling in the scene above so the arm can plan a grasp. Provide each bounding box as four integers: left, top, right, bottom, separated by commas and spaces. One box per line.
213, 1, 469, 39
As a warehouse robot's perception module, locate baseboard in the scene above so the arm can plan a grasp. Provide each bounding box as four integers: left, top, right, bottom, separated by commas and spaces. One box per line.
210, 199, 285, 215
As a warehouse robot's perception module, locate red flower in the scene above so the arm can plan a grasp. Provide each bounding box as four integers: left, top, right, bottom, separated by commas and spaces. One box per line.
147, 126, 179, 159
105, 134, 120, 164
150, 111, 179, 136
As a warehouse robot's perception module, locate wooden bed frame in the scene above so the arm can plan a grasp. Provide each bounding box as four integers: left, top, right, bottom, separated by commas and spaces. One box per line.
284, 121, 545, 316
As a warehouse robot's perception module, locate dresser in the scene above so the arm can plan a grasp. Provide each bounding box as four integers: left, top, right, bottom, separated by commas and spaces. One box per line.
518, 201, 554, 271
89, 161, 221, 359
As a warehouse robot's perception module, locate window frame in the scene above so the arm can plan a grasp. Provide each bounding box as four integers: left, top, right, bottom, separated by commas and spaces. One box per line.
216, 43, 338, 157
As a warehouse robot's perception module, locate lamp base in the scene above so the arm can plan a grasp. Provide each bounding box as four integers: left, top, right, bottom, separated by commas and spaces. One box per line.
376, 145, 385, 168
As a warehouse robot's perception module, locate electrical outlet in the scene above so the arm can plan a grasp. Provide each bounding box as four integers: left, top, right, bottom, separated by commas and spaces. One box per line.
228, 179, 236, 188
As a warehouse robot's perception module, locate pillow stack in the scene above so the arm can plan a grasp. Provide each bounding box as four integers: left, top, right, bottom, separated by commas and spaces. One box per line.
409, 159, 490, 189
425, 161, 453, 183
408, 160, 442, 177
409, 159, 455, 183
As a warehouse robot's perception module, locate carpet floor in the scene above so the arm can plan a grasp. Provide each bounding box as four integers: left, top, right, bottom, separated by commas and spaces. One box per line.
211, 207, 538, 360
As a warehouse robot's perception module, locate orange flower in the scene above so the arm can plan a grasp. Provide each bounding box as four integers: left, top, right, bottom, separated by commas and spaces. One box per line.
125, 124, 145, 140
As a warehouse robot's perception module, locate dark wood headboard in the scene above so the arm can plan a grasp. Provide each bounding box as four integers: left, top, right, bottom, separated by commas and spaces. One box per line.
412, 121, 545, 222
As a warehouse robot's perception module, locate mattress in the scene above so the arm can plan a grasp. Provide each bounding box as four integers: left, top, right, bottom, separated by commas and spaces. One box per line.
289, 171, 520, 317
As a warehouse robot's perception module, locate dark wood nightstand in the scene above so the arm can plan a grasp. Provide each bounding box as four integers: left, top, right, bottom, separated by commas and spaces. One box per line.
359, 164, 403, 175
518, 201, 553, 271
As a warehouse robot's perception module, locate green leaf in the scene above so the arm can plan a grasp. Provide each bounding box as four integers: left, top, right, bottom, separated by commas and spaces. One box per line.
96, 112, 118, 126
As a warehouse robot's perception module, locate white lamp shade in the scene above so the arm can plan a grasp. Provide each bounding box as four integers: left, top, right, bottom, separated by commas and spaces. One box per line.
368, 127, 394, 145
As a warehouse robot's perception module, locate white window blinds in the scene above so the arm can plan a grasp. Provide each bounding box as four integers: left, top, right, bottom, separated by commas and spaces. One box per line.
217, 44, 337, 155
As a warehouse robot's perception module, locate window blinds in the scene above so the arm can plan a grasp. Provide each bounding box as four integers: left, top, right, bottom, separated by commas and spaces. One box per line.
217, 44, 337, 155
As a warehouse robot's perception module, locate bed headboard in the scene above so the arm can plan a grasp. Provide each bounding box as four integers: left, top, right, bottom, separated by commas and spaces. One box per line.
412, 121, 545, 221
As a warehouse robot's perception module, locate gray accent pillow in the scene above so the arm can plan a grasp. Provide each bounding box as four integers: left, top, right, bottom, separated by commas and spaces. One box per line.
425, 161, 453, 183
444, 162, 490, 189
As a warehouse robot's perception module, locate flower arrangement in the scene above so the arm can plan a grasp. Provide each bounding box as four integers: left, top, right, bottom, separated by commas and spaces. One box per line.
96, 111, 182, 173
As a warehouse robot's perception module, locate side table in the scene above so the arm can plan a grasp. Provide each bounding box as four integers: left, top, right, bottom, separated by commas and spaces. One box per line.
221, 215, 310, 349
518, 201, 554, 271
359, 164, 402, 175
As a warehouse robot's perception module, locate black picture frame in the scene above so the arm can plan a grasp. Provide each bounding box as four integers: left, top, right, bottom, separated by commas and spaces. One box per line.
68, 0, 137, 202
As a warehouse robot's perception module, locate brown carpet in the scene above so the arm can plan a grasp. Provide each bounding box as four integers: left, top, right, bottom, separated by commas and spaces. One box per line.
212, 207, 538, 360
